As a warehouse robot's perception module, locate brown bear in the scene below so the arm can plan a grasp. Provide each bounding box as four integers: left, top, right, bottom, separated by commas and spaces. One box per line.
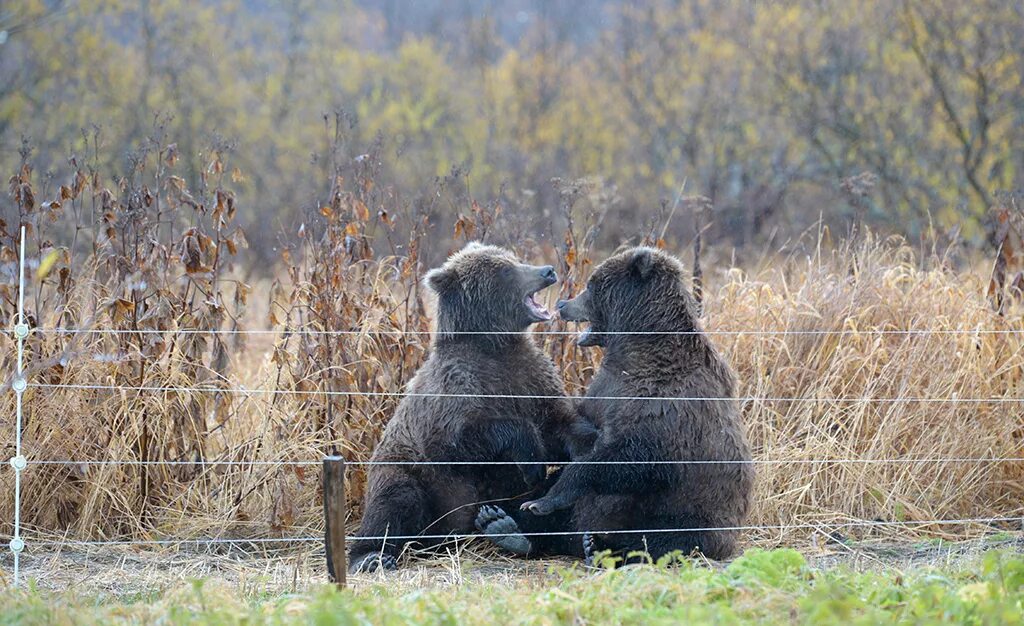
475, 246, 753, 562
345, 242, 582, 573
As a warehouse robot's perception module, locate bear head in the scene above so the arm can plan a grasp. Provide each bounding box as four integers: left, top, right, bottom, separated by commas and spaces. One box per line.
425, 242, 559, 338
557, 246, 698, 347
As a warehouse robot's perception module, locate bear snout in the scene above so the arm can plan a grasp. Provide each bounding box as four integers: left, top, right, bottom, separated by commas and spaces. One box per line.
557, 290, 591, 322
540, 265, 557, 285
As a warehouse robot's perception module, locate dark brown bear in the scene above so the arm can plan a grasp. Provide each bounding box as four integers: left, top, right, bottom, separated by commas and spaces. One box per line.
345, 242, 581, 573
476, 246, 753, 562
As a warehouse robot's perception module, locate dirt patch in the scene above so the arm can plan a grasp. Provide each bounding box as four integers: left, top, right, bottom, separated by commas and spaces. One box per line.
3, 532, 1021, 597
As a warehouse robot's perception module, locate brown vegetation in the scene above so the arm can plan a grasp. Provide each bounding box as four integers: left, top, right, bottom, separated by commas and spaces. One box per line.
2, 133, 1022, 550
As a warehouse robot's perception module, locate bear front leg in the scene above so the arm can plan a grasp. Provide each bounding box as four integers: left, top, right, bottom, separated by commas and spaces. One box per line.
521, 436, 674, 515
566, 416, 600, 458
519, 465, 587, 515
444, 418, 547, 487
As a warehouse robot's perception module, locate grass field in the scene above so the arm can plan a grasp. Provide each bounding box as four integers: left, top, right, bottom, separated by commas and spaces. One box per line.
2, 545, 1023, 625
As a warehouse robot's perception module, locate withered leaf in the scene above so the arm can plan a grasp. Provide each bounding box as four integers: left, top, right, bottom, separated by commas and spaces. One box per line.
168, 176, 186, 192
74, 171, 87, 195
109, 298, 136, 322
271, 345, 290, 367
234, 282, 252, 305
182, 234, 203, 272
354, 199, 370, 221
165, 144, 179, 167
20, 184, 35, 211
232, 228, 249, 250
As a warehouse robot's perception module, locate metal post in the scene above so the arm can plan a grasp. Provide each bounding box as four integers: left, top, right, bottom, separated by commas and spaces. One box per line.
9, 224, 28, 587
322, 455, 347, 587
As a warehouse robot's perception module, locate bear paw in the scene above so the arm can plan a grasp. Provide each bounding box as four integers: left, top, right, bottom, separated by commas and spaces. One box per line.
475, 505, 532, 555
520, 498, 555, 516
349, 552, 397, 574
583, 532, 596, 567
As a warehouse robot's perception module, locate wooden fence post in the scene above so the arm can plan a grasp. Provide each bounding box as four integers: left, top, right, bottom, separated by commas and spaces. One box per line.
323, 455, 347, 587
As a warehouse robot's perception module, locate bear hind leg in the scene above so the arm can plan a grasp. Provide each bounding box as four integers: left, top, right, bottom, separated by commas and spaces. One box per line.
349, 475, 432, 573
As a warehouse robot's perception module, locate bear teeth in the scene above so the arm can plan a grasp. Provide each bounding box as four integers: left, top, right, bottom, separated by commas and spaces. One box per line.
525, 294, 551, 321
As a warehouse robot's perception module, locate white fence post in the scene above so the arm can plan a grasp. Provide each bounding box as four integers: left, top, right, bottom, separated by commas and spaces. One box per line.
9, 224, 28, 587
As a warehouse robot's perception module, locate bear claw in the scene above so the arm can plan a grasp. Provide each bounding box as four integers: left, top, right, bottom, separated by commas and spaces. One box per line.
349, 552, 397, 573
520, 498, 554, 516
475, 505, 532, 555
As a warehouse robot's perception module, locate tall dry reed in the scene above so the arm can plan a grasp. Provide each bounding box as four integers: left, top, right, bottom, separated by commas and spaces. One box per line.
1, 132, 1021, 548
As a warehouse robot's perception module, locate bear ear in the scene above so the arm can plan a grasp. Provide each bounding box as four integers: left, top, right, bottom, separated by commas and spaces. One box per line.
629, 248, 656, 280
425, 266, 458, 293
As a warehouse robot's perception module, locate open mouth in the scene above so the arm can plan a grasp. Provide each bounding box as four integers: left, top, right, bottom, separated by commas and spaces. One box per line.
525, 293, 552, 322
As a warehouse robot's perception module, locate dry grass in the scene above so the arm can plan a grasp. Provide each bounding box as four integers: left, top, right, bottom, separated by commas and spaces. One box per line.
1, 136, 1022, 556
711, 235, 1024, 539
3, 533, 1021, 598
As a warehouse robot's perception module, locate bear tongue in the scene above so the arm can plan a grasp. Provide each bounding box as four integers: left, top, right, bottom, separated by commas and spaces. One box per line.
525, 294, 552, 321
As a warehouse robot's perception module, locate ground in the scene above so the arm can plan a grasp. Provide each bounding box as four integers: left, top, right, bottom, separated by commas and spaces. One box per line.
1, 533, 1022, 624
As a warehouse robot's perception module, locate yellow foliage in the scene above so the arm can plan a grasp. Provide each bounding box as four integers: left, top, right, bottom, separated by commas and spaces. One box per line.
0, 0, 1021, 248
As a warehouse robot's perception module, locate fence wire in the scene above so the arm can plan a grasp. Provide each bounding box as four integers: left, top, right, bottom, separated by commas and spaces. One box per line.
26, 327, 1024, 336
22, 381, 1024, 404
19, 457, 1024, 467
12, 516, 1022, 549
8, 248, 1024, 585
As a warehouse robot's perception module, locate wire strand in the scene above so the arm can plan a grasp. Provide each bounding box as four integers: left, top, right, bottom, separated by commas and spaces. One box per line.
25, 381, 1024, 403
25, 327, 1024, 337
19, 516, 1023, 548
21, 457, 1024, 468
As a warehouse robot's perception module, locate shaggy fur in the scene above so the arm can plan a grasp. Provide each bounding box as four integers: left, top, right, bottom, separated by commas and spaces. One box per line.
477, 246, 754, 562
346, 243, 581, 573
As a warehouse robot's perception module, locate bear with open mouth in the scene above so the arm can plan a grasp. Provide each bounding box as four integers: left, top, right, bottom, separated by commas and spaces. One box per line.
476, 246, 754, 563
345, 242, 586, 573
